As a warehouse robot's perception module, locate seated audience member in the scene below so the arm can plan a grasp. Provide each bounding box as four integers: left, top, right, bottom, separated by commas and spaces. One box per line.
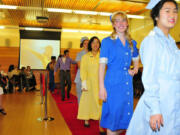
19, 67, 29, 92
26, 66, 36, 91
0, 65, 8, 94
0, 87, 6, 115
7, 65, 16, 93
12, 66, 21, 92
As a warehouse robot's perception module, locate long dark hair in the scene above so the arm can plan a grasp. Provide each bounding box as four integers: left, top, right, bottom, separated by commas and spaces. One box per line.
8, 64, 14, 72
151, 0, 178, 26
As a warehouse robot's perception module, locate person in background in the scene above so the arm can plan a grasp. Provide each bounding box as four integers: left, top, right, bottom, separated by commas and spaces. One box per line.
7, 65, 21, 93
74, 36, 89, 104
126, 0, 180, 134
19, 67, 28, 92
26, 66, 36, 91
99, 11, 139, 135
0, 65, 8, 94
46, 56, 56, 93
77, 36, 105, 134
54, 50, 76, 101
0, 64, 6, 115
0, 86, 6, 115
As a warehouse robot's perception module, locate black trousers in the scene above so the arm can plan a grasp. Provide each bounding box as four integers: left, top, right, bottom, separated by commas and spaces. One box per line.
59, 70, 71, 99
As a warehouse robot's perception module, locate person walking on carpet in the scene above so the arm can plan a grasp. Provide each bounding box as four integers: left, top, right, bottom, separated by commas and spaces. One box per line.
126, 0, 180, 134
74, 36, 89, 104
77, 36, 105, 135
99, 11, 139, 135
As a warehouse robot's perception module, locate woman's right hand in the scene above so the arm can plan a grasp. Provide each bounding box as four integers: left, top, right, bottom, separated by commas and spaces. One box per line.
81, 88, 87, 92
99, 87, 107, 102
149, 114, 164, 131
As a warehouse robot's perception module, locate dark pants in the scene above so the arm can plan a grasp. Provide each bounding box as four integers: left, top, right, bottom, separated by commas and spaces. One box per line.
0, 77, 7, 94
27, 75, 36, 91
60, 70, 71, 100
49, 71, 55, 92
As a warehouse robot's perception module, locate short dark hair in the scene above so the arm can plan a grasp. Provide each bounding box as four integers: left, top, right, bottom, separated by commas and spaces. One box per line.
58, 54, 63, 58
88, 36, 101, 51
21, 67, 26, 71
151, 0, 178, 26
51, 56, 56, 60
64, 49, 69, 55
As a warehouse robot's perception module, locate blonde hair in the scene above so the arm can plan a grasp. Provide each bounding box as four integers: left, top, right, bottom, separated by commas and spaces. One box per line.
110, 11, 133, 49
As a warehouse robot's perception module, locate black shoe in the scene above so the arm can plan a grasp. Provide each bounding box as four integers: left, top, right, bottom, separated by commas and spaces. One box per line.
25, 88, 29, 92
99, 131, 106, 135
0, 109, 7, 115
17, 89, 22, 92
84, 123, 90, 128
30, 87, 36, 91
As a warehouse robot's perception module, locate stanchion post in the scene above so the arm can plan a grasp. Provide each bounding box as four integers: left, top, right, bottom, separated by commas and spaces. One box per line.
43, 73, 54, 121
44, 73, 48, 120
40, 73, 43, 104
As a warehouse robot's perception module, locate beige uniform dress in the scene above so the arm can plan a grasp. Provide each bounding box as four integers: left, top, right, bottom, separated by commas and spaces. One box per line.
77, 52, 102, 120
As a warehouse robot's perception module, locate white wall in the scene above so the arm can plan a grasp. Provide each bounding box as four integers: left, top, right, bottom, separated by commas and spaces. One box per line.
0, 28, 19, 47
129, 10, 180, 48
60, 32, 110, 49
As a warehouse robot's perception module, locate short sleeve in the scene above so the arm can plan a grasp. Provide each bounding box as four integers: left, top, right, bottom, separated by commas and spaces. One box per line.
132, 40, 139, 61
99, 38, 109, 64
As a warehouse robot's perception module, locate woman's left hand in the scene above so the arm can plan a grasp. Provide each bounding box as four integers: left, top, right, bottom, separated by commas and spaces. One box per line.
128, 68, 138, 76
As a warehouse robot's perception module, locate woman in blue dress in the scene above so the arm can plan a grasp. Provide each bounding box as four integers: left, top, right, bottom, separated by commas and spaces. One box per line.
99, 11, 139, 135
126, 0, 180, 134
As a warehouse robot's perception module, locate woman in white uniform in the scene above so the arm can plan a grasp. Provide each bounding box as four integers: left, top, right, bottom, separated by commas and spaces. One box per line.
74, 37, 89, 104
126, 0, 180, 134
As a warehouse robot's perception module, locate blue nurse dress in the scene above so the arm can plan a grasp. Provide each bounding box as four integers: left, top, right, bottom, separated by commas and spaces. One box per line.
126, 27, 180, 135
99, 36, 139, 131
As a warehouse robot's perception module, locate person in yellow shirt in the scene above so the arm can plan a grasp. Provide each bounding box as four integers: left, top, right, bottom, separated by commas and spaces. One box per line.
77, 36, 104, 134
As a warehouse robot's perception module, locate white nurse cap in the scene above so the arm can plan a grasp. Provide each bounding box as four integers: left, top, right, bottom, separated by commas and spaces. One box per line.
146, 0, 161, 9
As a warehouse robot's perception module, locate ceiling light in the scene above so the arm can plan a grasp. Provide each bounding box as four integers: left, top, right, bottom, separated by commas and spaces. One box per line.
99, 12, 112, 16
0, 5, 17, 9
47, 8, 72, 13
24, 27, 43, 31
74, 10, 98, 15
46, 8, 144, 19
97, 31, 112, 34
62, 29, 111, 34
127, 15, 144, 19
0, 26, 5, 29
62, 29, 79, 32
79, 30, 96, 33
